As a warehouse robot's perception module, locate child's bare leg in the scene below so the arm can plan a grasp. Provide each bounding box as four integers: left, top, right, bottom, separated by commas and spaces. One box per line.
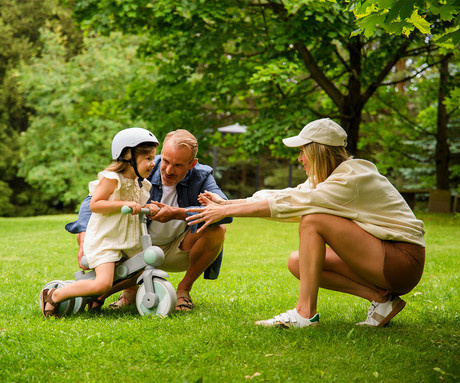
76, 232, 89, 270
97, 273, 139, 303
45, 263, 115, 312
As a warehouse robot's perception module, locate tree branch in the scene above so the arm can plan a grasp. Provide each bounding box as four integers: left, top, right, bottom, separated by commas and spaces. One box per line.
275, 82, 287, 99
447, 105, 459, 119
374, 93, 434, 137
333, 47, 351, 73
362, 40, 411, 105
293, 41, 344, 107
402, 44, 438, 57
381, 59, 443, 86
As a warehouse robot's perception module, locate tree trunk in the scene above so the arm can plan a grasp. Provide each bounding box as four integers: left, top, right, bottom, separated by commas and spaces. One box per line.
435, 55, 451, 190
340, 38, 363, 155
340, 111, 361, 155
295, 36, 410, 156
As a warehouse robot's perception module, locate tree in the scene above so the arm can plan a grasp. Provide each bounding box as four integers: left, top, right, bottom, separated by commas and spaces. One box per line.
69, 0, 435, 156
18, 30, 152, 207
349, 0, 460, 192
0, 0, 83, 215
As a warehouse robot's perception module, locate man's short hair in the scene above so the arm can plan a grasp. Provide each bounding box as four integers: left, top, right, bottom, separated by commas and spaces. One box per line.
164, 129, 198, 162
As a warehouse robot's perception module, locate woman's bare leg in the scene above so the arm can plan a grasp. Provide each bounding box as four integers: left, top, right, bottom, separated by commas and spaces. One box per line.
289, 249, 388, 302
294, 214, 389, 319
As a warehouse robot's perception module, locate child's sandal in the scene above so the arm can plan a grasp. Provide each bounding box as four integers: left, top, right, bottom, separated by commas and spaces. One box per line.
87, 297, 105, 312
40, 288, 60, 318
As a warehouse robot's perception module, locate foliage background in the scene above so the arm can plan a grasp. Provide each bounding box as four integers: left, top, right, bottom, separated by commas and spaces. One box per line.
18, 30, 152, 207
0, 0, 459, 215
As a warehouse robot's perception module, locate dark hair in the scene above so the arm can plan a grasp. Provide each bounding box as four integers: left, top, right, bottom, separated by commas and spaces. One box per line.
106, 142, 157, 173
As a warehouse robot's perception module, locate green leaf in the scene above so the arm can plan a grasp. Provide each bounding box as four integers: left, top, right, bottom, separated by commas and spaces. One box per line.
358, 13, 387, 37
430, 4, 459, 21
409, 9, 432, 34
397, 0, 415, 21
385, 1, 405, 23
384, 20, 406, 35
436, 28, 460, 45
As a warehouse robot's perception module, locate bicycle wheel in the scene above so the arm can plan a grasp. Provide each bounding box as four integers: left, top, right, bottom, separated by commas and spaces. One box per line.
136, 277, 176, 317
39, 280, 75, 316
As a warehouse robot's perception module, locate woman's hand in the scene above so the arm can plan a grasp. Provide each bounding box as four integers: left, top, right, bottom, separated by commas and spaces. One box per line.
198, 191, 226, 206
186, 202, 228, 233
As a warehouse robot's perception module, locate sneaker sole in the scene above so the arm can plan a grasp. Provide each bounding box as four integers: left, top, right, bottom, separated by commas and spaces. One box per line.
377, 299, 406, 327
255, 321, 320, 328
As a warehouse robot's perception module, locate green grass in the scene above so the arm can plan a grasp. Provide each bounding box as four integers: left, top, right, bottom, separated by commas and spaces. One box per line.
0, 213, 458, 382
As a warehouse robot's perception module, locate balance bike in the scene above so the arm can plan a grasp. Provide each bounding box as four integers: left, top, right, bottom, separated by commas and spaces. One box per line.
39, 206, 177, 317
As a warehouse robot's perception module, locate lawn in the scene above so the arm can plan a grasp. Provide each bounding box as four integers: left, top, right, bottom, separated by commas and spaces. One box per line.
0, 212, 458, 382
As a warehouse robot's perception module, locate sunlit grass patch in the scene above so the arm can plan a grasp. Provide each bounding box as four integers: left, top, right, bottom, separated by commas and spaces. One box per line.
0, 213, 458, 382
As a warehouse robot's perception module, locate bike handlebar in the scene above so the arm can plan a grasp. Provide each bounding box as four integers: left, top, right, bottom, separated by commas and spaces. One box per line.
121, 206, 151, 215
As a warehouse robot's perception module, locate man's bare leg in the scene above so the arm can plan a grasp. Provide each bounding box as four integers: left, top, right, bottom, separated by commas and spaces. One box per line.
174, 224, 226, 310
106, 224, 226, 310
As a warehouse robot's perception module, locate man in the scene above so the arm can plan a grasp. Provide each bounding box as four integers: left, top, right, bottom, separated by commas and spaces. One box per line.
66, 129, 231, 311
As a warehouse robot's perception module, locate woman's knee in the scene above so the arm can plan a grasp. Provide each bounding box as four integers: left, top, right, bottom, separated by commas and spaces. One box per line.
298, 214, 326, 234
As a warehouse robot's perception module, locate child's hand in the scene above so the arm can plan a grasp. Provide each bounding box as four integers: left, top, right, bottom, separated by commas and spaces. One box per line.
124, 201, 142, 215
198, 191, 226, 205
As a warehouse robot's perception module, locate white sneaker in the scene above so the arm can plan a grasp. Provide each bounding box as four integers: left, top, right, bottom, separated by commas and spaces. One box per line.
357, 296, 406, 327
255, 309, 320, 328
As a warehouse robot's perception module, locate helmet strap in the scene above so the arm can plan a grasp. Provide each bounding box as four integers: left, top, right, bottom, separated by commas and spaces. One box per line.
128, 148, 144, 188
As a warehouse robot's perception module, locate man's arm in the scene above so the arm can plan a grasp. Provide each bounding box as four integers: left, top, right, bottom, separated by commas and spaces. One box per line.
146, 201, 187, 222
200, 172, 228, 201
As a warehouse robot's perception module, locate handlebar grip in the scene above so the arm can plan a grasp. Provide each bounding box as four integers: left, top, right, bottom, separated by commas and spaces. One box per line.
121, 205, 133, 215
121, 206, 151, 215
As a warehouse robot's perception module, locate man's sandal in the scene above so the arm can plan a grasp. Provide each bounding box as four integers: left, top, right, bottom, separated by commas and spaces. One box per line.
175, 290, 194, 311
108, 291, 136, 309
40, 288, 61, 318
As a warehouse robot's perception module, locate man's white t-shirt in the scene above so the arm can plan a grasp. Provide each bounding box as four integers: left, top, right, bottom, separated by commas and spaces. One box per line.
148, 184, 188, 245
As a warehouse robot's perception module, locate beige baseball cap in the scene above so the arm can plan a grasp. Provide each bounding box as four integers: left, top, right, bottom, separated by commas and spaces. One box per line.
282, 118, 347, 147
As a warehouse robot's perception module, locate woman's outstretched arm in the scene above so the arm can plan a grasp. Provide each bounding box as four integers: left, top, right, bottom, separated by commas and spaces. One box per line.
198, 190, 247, 206
186, 197, 270, 233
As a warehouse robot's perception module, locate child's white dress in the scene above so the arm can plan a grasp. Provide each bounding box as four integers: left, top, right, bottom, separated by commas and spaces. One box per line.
83, 171, 152, 269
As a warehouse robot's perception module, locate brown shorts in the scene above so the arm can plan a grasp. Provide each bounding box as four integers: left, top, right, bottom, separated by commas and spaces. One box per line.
382, 241, 425, 295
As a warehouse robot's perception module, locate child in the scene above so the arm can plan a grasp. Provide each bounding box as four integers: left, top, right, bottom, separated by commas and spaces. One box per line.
40, 127, 160, 317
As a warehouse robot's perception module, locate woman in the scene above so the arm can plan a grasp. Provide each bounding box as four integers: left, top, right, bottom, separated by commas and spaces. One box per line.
186, 118, 425, 328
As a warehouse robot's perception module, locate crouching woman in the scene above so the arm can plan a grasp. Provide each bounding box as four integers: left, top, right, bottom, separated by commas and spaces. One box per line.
187, 118, 425, 328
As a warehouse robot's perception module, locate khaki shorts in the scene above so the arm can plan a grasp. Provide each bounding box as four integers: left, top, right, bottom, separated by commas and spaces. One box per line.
157, 229, 190, 272
382, 241, 425, 295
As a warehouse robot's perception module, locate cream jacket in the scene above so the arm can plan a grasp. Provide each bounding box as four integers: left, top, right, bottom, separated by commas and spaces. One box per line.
247, 159, 425, 247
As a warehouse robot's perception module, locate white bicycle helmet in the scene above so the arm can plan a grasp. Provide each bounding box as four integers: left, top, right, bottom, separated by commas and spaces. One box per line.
111, 127, 159, 160
111, 127, 159, 187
